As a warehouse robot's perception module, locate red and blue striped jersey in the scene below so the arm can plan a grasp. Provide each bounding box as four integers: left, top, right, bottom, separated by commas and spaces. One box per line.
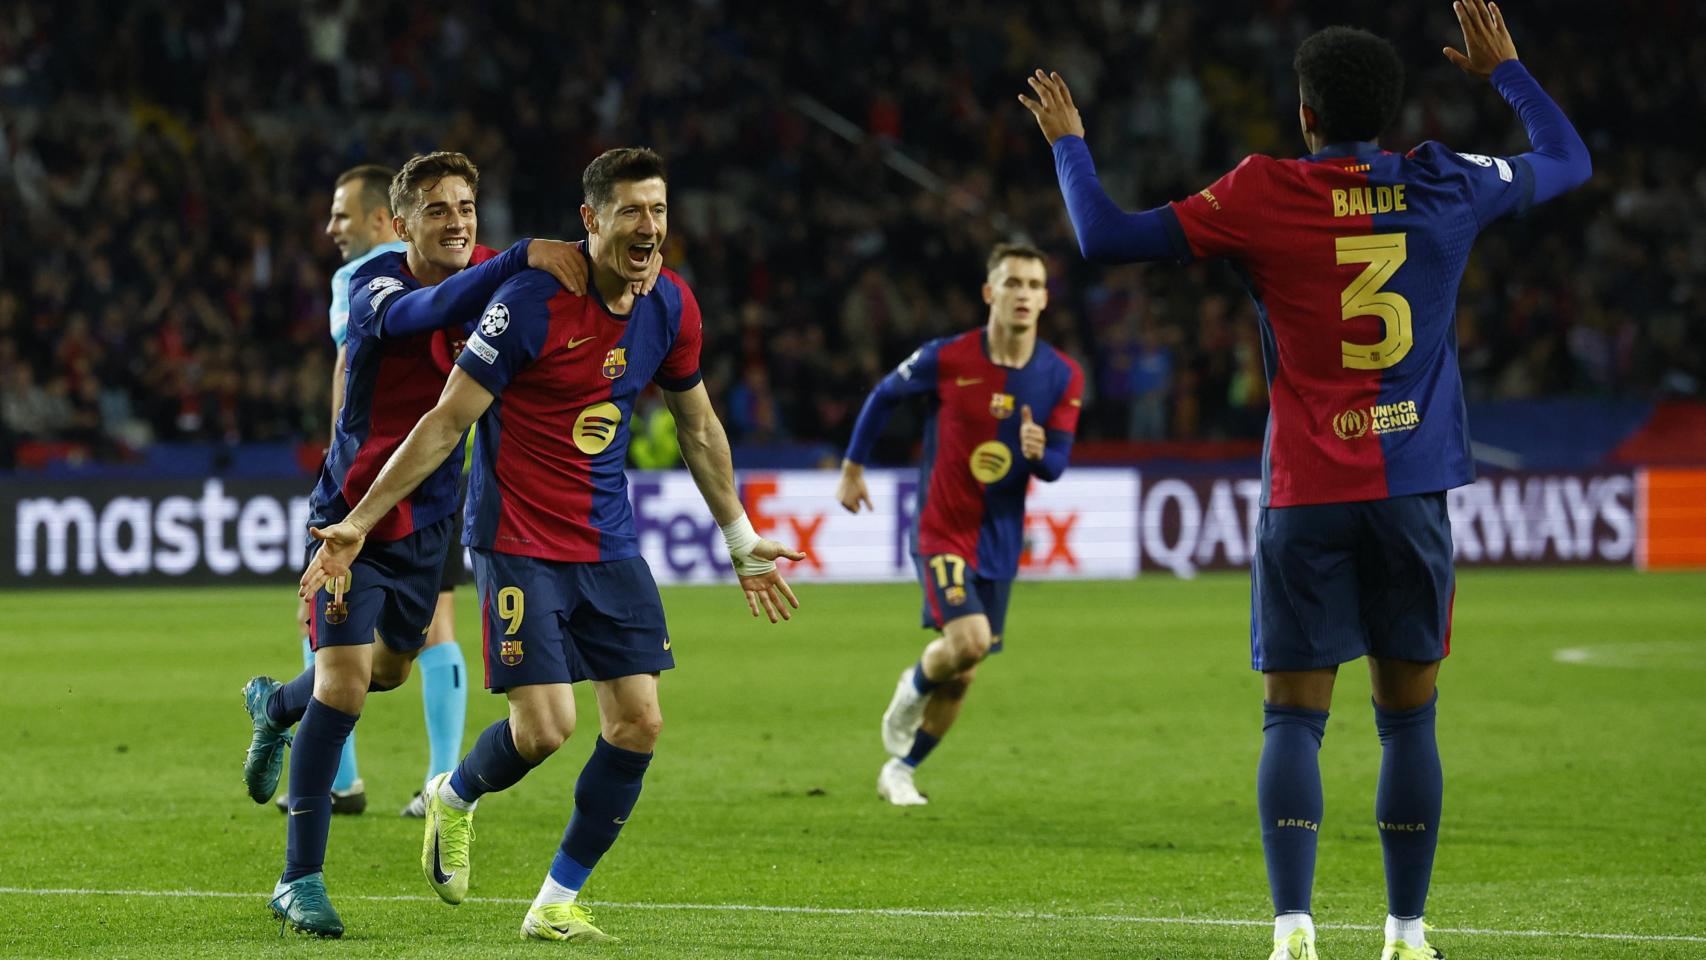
1170, 141, 1533, 507
454, 262, 703, 563
310, 245, 497, 541
871, 329, 1084, 579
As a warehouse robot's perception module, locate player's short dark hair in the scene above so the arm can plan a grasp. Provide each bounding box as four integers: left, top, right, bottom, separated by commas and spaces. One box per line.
334, 164, 395, 215
986, 242, 1047, 275
582, 147, 668, 211
1293, 26, 1404, 143
390, 151, 480, 217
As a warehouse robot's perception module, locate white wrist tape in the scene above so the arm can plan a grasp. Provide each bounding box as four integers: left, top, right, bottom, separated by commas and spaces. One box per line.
720, 514, 775, 576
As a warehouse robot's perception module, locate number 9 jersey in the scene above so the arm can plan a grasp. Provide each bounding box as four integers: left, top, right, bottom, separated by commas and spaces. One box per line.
1167, 140, 1534, 508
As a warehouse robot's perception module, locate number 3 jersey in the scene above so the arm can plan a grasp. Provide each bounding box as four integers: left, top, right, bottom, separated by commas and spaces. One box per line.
1167, 140, 1535, 507
453, 261, 703, 563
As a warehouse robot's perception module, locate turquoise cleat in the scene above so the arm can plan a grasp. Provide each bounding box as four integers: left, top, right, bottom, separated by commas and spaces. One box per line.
269, 872, 344, 938
242, 676, 291, 803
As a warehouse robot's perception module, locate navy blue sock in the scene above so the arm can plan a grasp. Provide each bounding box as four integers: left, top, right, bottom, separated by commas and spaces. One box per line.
910, 660, 938, 695
902, 729, 941, 768
554, 737, 652, 888
267, 667, 317, 728
282, 698, 359, 882
449, 718, 537, 802
1375, 692, 1443, 919
1258, 703, 1329, 916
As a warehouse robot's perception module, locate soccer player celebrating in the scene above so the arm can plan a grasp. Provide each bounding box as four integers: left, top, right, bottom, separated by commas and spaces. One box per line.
836, 243, 1084, 807
241, 151, 595, 937
1022, 3, 1590, 958
299, 147, 805, 943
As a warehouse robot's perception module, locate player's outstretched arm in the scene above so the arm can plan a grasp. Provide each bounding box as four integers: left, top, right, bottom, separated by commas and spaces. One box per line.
298, 369, 494, 598
1445, 0, 1590, 203
378, 239, 591, 339
1019, 70, 1188, 264
662, 383, 805, 623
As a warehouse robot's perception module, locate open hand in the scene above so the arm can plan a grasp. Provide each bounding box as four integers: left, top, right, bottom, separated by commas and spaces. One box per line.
1443, 0, 1518, 78
1018, 69, 1085, 144
298, 522, 367, 599
527, 239, 589, 295
1019, 405, 1046, 460
737, 539, 806, 623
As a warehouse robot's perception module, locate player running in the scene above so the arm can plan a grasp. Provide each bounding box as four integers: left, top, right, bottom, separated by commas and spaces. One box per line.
298, 146, 805, 944
240, 151, 597, 938
836, 243, 1084, 807
1022, 3, 1589, 958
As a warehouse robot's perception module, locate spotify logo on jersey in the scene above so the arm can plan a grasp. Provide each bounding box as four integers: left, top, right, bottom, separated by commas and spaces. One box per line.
968, 441, 1012, 484
573, 403, 624, 454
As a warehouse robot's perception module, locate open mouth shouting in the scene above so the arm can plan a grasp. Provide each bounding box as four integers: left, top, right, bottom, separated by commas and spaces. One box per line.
627, 241, 655, 268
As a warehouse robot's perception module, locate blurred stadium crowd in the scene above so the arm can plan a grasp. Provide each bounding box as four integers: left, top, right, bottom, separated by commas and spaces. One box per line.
2, 0, 1700, 465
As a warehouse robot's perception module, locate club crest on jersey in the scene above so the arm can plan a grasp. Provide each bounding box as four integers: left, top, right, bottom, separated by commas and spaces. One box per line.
989, 392, 1015, 419
325, 599, 348, 625
602, 347, 628, 379
479, 303, 510, 337
573, 402, 624, 455
499, 639, 523, 666
968, 440, 1013, 484
945, 585, 967, 606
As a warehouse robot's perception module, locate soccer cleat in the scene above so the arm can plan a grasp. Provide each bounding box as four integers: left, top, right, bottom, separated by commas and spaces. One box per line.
876, 758, 928, 806
880, 667, 928, 757
1267, 928, 1317, 960
275, 780, 368, 815
399, 790, 429, 818
268, 872, 344, 938
1381, 939, 1443, 959
521, 901, 619, 943
421, 772, 475, 904
242, 676, 292, 803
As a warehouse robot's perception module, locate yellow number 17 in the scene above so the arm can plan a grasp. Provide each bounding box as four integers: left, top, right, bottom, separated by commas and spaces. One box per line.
1336, 233, 1412, 370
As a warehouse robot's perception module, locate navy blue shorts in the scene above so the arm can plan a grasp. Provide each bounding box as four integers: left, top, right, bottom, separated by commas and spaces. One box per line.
305, 515, 454, 655
471, 549, 674, 691
1250, 492, 1455, 672
438, 475, 468, 592
915, 553, 1012, 652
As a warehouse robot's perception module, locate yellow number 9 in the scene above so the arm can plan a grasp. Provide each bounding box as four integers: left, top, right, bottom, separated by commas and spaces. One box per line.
497, 586, 525, 636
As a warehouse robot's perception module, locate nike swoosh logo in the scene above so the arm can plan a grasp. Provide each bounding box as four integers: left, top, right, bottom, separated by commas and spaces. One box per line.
567, 335, 597, 349
955, 377, 982, 386
549, 922, 576, 935
432, 832, 455, 885
288, 809, 308, 816
613, 816, 628, 824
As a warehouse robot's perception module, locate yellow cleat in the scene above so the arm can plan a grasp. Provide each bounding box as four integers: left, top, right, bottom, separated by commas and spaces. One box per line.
420, 772, 474, 904
1381, 938, 1443, 960
1268, 927, 1318, 960
521, 901, 619, 943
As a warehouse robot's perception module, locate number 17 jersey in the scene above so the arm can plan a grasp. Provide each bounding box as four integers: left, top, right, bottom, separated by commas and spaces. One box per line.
1168, 140, 1535, 508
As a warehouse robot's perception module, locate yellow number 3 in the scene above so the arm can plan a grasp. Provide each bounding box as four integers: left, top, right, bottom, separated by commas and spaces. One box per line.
1336, 233, 1412, 370
497, 586, 525, 636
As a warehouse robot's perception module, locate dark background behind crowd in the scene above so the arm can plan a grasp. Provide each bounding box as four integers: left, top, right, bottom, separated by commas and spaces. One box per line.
2, 0, 1700, 466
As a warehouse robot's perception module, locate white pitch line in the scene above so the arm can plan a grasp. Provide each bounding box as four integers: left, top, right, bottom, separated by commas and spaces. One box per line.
0, 887, 1701, 944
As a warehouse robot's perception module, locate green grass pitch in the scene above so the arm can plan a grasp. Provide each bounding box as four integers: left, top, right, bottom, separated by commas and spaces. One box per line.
1, 570, 1703, 958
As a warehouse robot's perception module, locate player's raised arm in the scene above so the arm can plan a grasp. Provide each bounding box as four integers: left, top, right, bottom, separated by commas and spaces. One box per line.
299, 368, 494, 597
375, 238, 592, 339
1444, 0, 1590, 205
661, 382, 806, 623
1019, 70, 1191, 264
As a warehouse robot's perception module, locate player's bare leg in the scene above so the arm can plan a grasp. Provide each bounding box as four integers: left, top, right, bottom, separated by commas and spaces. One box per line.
519, 674, 659, 943
1258, 666, 1337, 954
881, 617, 992, 805
1368, 657, 1444, 956
404, 592, 468, 817
421, 682, 572, 905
